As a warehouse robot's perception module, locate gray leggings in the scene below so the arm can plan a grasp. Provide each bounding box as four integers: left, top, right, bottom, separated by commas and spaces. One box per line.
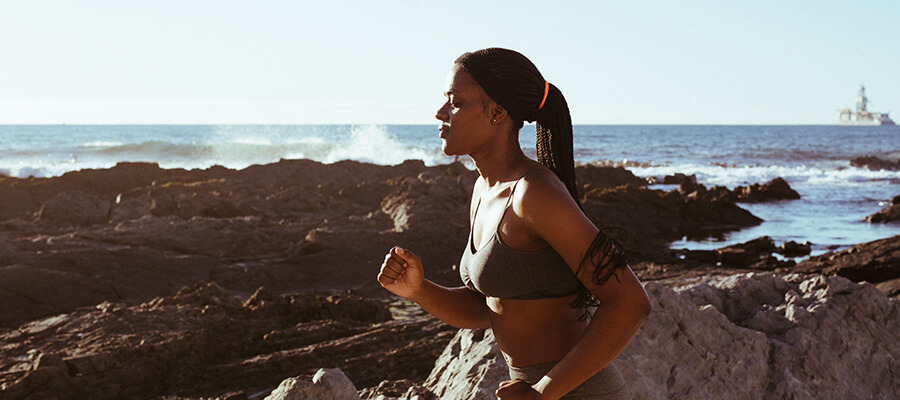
507, 361, 631, 400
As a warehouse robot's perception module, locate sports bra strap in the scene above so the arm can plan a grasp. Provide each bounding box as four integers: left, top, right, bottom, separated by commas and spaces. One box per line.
497, 167, 547, 229
503, 168, 546, 209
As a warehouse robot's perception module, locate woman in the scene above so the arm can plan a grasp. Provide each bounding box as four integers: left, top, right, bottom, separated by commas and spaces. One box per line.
377, 48, 652, 400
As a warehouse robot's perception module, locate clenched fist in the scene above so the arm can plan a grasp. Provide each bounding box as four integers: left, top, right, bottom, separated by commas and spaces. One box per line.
377, 246, 425, 300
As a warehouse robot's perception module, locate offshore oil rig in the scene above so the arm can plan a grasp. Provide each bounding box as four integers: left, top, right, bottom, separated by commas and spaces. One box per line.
838, 85, 895, 126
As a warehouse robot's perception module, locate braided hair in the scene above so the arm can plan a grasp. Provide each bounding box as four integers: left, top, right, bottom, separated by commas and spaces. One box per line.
455, 48, 628, 315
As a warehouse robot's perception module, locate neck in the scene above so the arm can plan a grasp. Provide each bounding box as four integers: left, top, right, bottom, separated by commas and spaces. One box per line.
470, 128, 534, 187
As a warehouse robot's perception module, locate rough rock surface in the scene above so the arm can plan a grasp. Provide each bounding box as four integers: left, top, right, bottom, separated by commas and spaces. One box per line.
423, 329, 508, 400
0, 282, 454, 400
0, 159, 837, 399
435, 273, 900, 400
794, 234, 900, 285
264, 368, 360, 400
851, 155, 900, 171
580, 183, 765, 264
865, 194, 900, 224
676, 177, 801, 204
0, 160, 765, 329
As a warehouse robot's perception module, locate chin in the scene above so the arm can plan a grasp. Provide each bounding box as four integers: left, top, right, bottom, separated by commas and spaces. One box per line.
440, 141, 456, 156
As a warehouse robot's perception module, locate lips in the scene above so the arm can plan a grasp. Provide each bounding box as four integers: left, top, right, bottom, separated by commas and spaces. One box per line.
439, 124, 450, 138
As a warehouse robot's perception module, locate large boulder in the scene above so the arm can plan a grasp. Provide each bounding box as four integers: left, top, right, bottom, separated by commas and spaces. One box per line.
733, 177, 801, 203
430, 273, 900, 399
423, 329, 509, 400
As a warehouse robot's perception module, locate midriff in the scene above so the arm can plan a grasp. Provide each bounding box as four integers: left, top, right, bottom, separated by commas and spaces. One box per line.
487, 294, 588, 367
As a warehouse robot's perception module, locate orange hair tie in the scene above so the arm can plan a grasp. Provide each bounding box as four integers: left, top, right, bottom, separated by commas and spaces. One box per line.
538, 80, 550, 110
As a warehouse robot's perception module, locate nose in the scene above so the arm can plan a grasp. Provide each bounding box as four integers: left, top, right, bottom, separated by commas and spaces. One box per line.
435, 100, 449, 122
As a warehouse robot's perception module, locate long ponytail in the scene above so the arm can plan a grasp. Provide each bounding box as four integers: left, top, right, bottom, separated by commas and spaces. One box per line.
535, 83, 579, 206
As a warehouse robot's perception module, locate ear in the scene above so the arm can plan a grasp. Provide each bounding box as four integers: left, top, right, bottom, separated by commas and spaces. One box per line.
489, 103, 509, 124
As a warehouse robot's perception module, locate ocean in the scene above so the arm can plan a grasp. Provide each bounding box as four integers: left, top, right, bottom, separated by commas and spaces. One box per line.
2, 124, 899, 256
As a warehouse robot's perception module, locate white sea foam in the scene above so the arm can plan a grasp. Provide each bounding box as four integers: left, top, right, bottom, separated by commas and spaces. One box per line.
634, 163, 900, 188
321, 124, 453, 166
82, 140, 124, 148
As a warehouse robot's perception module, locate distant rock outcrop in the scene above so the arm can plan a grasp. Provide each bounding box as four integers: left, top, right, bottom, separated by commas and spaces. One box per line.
865, 194, 900, 224
851, 156, 900, 171
675, 177, 801, 204
794, 234, 900, 287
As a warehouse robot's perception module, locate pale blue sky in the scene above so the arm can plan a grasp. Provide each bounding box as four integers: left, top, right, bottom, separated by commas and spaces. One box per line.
1, 1, 897, 124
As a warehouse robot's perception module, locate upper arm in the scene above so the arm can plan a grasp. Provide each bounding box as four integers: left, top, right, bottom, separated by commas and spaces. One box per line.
515, 172, 647, 306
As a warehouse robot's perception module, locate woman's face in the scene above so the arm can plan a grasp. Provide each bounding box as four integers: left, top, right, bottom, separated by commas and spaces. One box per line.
435, 66, 494, 156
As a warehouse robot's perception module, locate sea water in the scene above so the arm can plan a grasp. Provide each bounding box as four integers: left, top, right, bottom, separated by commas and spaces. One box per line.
2, 124, 899, 255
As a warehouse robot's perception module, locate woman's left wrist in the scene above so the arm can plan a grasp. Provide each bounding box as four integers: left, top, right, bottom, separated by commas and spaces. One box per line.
532, 379, 558, 400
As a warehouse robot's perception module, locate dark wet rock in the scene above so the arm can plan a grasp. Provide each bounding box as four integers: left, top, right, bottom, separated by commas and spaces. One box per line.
583, 185, 762, 249
733, 177, 801, 203
676, 178, 800, 204
576, 164, 648, 191
851, 156, 900, 171
676, 237, 781, 269
663, 173, 697, 186
747, 255, 796, 271
865, 195, 900, 224
777, 240, 812, 257
794, 234, 900, 286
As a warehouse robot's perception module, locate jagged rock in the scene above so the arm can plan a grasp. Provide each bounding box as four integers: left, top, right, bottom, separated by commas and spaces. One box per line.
358, 379, 436, 400
794, 234, 900, 285
380, 169, 472, 235
582, 185, 762, 258
434, 273, 900, 399
423, 329, 508, 400
716, 236, 777, 267
576, 164, 648, 191
663, 173, 697, 186
620, 273, 900, 399
0, 281, 449, 400
264, 368, 361, 400
676, 177, 800, 204
851, 156, 900, 171
676, 237, 798, 270
733, 177, 800, 203
777, 240, 812, 257
876, 278, 900, 297
865, 195, 900, 224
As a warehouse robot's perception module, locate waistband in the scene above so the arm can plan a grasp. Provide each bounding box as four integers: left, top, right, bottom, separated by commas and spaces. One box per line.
507, 361, 630, 400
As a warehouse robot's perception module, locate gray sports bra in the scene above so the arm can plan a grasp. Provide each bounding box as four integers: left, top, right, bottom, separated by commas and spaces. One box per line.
459, 172, 582, 300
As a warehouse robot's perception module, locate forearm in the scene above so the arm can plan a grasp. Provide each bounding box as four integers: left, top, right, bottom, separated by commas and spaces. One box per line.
533, 301, 648, 400
409, 279, 491, 329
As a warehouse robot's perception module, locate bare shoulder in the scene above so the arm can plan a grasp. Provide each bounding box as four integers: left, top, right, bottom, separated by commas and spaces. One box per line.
513, 168, 580, 218
511, 167, 599, 270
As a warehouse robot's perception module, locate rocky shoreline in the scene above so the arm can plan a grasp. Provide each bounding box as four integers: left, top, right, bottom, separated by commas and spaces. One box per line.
1, 159, 898, 399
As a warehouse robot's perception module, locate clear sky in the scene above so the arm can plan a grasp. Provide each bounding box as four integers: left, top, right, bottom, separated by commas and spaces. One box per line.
1, 1, 898, 125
